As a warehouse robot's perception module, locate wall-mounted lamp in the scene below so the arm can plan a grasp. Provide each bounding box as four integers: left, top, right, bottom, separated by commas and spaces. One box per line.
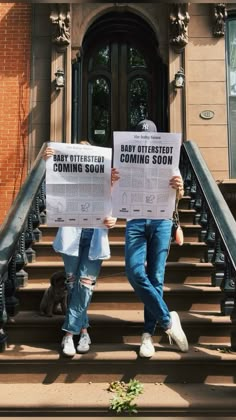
55, 69, 65, 90
174, 68, 185, 89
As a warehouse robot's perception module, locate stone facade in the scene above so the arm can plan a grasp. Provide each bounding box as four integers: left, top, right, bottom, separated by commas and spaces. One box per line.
1, 2, 235, 224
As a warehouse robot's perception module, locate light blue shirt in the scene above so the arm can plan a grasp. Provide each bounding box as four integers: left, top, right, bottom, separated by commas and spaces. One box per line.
53, 226, 111, 260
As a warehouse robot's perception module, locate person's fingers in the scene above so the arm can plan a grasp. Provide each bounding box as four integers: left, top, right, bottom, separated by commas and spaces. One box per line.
111, 168, 120, 184
103, 217, 117, 228
43, 148, 55, 159
169, 176, 184, 189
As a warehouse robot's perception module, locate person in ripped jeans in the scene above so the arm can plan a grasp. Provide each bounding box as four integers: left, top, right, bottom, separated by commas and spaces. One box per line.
44, 142, 118, 357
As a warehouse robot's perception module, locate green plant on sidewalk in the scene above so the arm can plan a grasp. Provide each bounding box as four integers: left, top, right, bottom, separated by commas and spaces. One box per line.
108, 379, 144, 415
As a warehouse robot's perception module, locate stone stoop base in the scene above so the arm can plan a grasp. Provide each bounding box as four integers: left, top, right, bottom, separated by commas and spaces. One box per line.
0, 383, 236, 417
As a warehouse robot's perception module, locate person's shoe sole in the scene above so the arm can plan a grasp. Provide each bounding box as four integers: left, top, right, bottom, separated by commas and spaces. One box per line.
62, 347, 76, 357
139, 348, 155, 358
139, 335, 155, 358
169, 311, 188, 352
61, 337, 76, 357
77, 346, 90, 354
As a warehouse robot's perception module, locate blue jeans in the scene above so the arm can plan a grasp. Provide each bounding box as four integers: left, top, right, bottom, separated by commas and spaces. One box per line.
61, 228, 102, 335
125, 219, 172, 334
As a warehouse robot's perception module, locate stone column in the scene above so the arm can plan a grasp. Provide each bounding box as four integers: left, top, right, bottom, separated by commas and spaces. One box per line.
50, 4, 71, 143
168, 3, 190, 139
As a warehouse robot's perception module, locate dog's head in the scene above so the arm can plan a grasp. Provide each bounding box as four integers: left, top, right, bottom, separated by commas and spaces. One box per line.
50, 271, 67, 295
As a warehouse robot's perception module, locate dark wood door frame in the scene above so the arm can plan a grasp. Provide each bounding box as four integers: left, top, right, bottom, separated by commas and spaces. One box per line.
72, 12, 168, 145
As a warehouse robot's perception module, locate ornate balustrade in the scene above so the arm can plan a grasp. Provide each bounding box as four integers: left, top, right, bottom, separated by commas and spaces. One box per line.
180, 141, 236, 347
1, 140, 236, 351
0, 143, 46, 351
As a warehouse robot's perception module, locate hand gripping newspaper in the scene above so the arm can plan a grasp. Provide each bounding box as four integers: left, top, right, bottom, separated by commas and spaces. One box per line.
45, 142, 112, 227
111, 131, 181, 220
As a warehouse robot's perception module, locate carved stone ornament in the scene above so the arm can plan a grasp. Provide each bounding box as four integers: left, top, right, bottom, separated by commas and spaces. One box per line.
213, 3, 227, 37
50, 4, 70, 51
169, 4, 190, 53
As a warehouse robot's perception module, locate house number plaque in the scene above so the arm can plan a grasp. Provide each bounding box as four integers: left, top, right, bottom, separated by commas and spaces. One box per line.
200, 110, 215, 120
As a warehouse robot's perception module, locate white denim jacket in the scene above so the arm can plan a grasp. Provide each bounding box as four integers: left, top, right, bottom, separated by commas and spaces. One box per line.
53, 226, 110, 260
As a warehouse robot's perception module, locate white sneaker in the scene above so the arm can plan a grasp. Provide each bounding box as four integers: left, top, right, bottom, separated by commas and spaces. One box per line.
139, 332, 155, 358
61, 335, 76, 357
166, 311, 189, 352
77, 332, 91, 353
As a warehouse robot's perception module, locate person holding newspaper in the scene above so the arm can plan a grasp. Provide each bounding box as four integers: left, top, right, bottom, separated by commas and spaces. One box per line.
116, 120, 188, 357
43, 141, 118, 357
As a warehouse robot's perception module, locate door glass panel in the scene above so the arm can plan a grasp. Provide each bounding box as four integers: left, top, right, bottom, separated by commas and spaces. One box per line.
128, 47, 147, 68
88, 77, 111, 146
128, 77, 149, 129
78, 12, 166, 145
227, 18, 236, 176
88, 45, 110, 72
228, 20, 236, 95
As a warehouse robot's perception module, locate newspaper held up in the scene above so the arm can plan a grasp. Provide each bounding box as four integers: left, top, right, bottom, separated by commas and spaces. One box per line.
46, 142, 112, 227
112, 131, 181, 219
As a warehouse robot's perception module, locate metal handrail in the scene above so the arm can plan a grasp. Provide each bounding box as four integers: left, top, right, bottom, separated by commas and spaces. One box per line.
0, 139, 236, 349
1, 140, 236, 276
183, 140, 236, 271
0, 143, 46, 282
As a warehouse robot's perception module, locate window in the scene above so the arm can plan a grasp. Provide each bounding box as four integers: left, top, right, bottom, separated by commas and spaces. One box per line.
72, 12, 167, 147
226, 15, 236, 177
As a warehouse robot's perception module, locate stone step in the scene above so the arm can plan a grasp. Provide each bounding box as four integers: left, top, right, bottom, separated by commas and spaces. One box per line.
5, 310, 233, 346
178, 209, 197, 224
2, 191, 233, 417
25, 261, 214, 285
39, 223, 202, 242
30, 241, 208, 263
0, 381, 235, 416
16, 282, 224, 312
0, 343, 236, 384
40, 223, 128, 242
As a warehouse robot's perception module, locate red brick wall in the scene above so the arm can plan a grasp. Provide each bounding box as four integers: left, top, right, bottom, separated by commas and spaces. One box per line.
0, 3, 31, 225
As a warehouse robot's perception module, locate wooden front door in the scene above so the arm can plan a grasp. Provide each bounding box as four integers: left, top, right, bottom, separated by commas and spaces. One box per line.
72, 12, 167, 147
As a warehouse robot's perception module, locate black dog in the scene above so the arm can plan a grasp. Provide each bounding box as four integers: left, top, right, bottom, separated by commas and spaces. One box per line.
40, 271, 67, 317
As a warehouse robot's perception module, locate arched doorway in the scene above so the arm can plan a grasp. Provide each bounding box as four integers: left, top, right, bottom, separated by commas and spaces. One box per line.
72, 12, 167, 147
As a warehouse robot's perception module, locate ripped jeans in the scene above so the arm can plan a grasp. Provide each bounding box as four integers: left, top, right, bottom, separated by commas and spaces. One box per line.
61, 228, 102, 335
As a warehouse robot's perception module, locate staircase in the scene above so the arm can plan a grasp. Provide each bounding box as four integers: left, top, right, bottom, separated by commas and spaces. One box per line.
1, 194, 236, 417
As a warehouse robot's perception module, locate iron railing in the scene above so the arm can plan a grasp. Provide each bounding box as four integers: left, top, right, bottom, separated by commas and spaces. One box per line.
0, 143, 46, 350
181, 141, 236, 347
0, 140, 236, 350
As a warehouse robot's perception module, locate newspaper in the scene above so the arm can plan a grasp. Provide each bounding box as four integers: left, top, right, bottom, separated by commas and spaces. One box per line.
112, 131, 181, 219
45, 142, 112, 227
